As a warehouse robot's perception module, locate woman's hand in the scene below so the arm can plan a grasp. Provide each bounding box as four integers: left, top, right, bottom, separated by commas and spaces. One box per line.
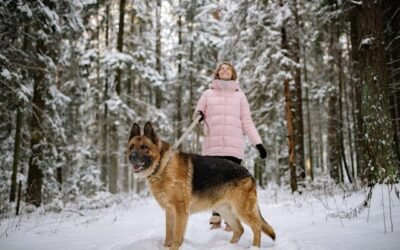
195, 111, 204, 122
256, 144, 267, 159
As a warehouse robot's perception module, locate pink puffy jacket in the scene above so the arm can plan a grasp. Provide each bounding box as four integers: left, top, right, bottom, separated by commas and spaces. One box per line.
195, 79, 262, 159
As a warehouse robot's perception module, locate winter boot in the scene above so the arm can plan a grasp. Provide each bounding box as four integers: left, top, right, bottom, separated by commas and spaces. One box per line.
209, 212, 221, 230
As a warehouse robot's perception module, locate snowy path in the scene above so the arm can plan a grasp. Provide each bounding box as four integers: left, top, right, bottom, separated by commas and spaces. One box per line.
1, 186, 400, 250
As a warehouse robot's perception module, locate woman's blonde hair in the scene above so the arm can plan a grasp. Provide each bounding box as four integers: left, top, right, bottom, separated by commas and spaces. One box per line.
213, 62, 237, 80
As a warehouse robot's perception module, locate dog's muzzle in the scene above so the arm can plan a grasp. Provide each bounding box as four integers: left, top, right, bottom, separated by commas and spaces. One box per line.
129, 151, 150, 173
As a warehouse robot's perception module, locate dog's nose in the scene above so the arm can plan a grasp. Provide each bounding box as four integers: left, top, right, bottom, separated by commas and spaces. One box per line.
129, 151, 138, 163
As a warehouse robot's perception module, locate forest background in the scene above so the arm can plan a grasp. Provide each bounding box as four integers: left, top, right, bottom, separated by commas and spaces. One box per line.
0, 0, 399, 214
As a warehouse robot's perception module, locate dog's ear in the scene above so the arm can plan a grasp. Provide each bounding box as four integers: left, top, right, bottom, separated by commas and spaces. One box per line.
144, 122, 158, 144
129, 123, 141, 141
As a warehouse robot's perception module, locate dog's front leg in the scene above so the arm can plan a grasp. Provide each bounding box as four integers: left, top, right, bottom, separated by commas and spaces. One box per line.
164, 208, 174, 247
170, 201, 189, 250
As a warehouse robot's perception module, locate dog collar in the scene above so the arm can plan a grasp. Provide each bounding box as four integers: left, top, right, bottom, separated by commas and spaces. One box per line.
148, 150, 174, 179
148, 163, 161, 178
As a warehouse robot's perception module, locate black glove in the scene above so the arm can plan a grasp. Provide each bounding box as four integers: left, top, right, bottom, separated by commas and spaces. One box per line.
256, 144, 267, 159
197, 111, 204, 122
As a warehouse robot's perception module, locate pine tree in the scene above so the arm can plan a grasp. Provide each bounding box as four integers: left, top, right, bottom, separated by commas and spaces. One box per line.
351, 0, 398, 184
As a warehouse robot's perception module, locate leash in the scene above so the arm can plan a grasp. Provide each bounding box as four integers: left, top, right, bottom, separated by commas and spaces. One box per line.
172, 114, 202, 150
149, 114, 202, 178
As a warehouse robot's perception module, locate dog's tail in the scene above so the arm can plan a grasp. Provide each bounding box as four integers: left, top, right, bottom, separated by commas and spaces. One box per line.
258, 206, 276, 241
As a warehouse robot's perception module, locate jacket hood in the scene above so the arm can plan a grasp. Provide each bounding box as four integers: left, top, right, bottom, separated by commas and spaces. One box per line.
211, 79, 240, 91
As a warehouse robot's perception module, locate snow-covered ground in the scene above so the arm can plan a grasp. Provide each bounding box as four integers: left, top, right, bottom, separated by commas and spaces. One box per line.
1, 185, 399, 250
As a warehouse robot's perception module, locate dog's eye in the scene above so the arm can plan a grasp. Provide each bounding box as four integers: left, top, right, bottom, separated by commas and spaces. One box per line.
140, 144, 148, 150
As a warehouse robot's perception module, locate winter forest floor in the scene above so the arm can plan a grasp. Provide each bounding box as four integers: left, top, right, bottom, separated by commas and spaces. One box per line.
0, 184, 399, 250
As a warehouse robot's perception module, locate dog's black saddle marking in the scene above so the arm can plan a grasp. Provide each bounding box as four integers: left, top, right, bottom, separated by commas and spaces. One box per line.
189, 154, 252, 193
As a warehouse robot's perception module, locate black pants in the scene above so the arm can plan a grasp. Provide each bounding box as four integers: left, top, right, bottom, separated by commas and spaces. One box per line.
212, 156, 242, 218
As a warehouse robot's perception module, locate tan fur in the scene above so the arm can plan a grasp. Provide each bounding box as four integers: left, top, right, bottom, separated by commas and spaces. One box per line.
127, 125, 275, 250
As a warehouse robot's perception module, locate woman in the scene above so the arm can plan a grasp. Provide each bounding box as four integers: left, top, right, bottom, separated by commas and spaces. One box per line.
194, 62, 267, 230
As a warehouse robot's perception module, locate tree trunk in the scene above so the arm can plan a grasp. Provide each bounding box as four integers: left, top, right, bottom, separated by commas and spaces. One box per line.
116, 0, 126, 95
302, 35, 313, 179
305, 87, 314, 180
292, 0, 306, 182
349, 6, 364, 179
338, 49, 352, 183
155, 0, 162, 109
285, 78, 297, 192
384, 0, 400, 172
109, 126, 119, 194
327, 92, 340, 182
10, 25, 29, 202
175, 0, 183, 149
109, 0, 126, 194
55, 58, 63, 190
254, 159, 264, 188
327, 5, 341, 183
10, 108, 22, 202
124, 4, 137, 193
344, 29, 357, 184
318, 97, 325, 171
281, 0, 297, 192
26, 63, 46, 207
24, 23, 47, 207
355, 0, 397, 184
101, 3, 110, 190
16, 181, 22, 215
188, 0, 196, 151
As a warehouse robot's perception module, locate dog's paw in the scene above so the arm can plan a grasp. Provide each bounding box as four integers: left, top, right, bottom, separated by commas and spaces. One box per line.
163, 240, 172, 248
248, 246, 260, 250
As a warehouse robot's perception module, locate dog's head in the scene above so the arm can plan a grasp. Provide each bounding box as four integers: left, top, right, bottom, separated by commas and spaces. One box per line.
127, 122, 163, 178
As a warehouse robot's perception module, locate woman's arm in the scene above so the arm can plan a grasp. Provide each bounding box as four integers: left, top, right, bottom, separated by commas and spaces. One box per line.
194, 92, 207, 116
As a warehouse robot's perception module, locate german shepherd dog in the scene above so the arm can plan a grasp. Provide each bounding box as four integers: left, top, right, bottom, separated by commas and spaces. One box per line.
127, 122, 275, 250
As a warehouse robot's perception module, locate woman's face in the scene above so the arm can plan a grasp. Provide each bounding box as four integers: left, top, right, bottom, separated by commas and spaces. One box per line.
218, 64, 233, 80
